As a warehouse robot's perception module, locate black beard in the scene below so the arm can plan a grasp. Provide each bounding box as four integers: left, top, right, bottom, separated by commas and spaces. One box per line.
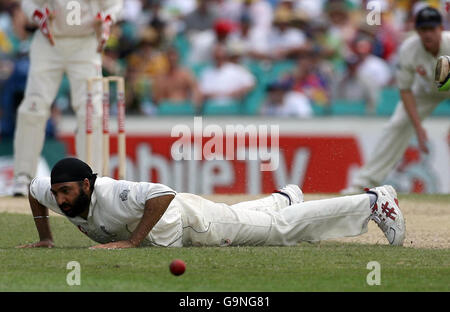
59, 189, 91, 218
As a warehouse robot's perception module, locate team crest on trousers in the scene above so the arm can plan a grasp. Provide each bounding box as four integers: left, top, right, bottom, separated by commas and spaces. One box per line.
119, 189, 130, 201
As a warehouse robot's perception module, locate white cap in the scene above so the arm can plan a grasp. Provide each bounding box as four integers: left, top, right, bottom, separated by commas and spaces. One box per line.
412, 2, 429, 16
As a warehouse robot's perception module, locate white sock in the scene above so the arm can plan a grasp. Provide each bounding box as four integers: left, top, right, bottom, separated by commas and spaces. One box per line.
368, 193, 377, 208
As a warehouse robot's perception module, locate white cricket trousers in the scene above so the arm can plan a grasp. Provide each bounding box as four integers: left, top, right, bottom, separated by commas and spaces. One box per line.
13, 31, 103, 179
351, 95, 445, 188
172, 192, 371, 246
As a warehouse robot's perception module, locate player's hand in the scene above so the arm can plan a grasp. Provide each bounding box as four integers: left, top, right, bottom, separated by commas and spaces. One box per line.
32, 8, 55, 46
416, 126, 429, 154
89, 240, 136, 250
16, 239, 54, 249
94, 13, 112, 53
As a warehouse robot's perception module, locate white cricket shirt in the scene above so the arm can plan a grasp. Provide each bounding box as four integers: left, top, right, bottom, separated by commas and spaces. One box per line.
29, 177, 183, 247
199, 62, 255, 103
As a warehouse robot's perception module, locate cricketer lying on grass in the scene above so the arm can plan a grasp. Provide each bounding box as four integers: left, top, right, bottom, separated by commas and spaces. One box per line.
18, 158, 405, 250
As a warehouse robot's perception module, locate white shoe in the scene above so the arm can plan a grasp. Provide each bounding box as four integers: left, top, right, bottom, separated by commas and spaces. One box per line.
275, 184, 304, 205
12, 175, 30, 197
366, 185, 405, 246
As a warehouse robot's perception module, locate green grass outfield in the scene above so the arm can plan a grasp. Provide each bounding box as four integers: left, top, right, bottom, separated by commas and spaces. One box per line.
0, 212, 448, 292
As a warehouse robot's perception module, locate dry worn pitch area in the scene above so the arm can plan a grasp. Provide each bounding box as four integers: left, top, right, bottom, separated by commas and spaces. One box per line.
0, 194, 448, 249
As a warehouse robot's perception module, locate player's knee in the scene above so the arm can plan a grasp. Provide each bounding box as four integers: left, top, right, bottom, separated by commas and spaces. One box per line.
17, 96, 50, 116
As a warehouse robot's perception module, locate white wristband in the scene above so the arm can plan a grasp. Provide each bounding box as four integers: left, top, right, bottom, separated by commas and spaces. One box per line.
33, 216, 49, 219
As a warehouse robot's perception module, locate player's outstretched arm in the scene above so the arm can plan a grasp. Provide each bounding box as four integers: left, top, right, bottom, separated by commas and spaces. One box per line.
16, 194, 54, 248
90, 194, 175, 249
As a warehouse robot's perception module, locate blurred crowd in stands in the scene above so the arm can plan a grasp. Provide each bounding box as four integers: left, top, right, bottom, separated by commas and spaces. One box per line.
1, 0, 449, 136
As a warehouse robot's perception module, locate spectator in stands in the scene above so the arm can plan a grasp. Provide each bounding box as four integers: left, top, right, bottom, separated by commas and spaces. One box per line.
444, 1, 450, 30
349, 35, 393, 113
0, 56, 25, 137
152, 47, 201, 108
357, 17, 400, 64
125, 27, 168, 113
212, 0, 243, 22
148, 0, 168, 37
226, 12, 284, 62
325, 1, 357, 53
281, 54, 331, 108
309, 18, 345, 71
183, 0, 220, 66
6, 2, 33, 56
102, 45, 124, 77
121, 0, 142, 23
186, 17, 236, 66
214, 19, 236, 45
356, 22, 385, 61
261, 80, 313, 118
0, 2, 22, 138
225, 0, 273, 61
252, 7, 311, 61
198, 44, 255, 107
164, 0, 197, 18
242, 0, 273, 34
226, 40, 247, 65
184, 0, 216, 33
0, 30, 12, 58
373, 2, 401, 63
333, 54, 371, 106
290, 9, 312, 36
0, 3, 14, 57
225, 14, 253, 60
294, 0, 326, 19
0, 0, 17, 25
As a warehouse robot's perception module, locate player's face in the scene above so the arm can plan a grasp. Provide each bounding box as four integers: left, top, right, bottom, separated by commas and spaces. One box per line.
417, 26, 442, 53
51, 180, 91, 218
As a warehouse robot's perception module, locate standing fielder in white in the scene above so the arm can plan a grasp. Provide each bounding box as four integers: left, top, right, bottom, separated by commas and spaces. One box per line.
17, 158, 406, 249
344, 7, 450, 193
12, 0, 123, 196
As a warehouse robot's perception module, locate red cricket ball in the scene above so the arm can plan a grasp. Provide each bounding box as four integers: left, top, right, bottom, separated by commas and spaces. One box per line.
169, 259, 186, 276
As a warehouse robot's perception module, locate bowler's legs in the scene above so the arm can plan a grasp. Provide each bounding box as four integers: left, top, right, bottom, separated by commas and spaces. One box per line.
351, 97, 442, 188
13, 34, 64, 182
177, 193, 372, 246
265, 194, 371, 245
